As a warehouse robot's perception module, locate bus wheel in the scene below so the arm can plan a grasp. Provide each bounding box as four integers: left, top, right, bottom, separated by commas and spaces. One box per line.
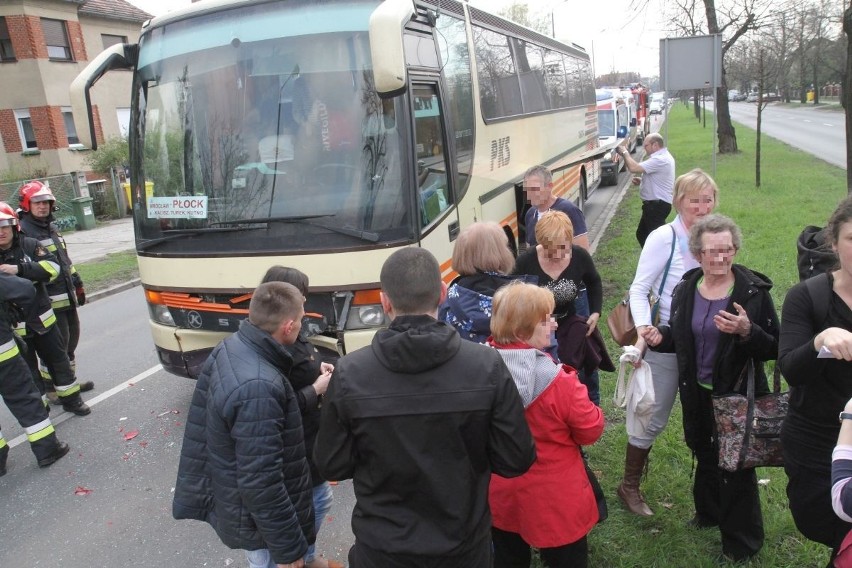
577, 176, 587, 210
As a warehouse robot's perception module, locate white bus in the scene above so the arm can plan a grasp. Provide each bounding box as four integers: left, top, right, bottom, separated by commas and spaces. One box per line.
72, 0, 604, 377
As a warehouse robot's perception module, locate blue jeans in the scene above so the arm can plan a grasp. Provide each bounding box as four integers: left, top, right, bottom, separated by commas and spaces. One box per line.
244, 483, 334, 568
574, 289, 600, 406
245, 548, 276, 568
307, 482, 334, 562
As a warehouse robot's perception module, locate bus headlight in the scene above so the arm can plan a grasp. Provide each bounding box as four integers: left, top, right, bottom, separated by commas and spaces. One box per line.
149, 304, 176, 326
346, 304, 387, 330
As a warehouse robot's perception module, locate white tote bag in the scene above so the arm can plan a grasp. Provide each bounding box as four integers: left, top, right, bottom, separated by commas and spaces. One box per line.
613, 347, 656, 438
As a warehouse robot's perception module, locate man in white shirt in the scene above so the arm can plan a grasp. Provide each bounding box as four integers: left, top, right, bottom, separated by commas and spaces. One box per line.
619, 133, 675, 247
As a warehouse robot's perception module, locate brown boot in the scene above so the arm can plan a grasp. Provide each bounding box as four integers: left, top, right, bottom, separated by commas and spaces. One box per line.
617, 443, 653, 516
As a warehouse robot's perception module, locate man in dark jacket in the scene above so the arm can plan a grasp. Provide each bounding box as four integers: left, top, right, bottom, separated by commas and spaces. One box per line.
173, 281, 315, 568
314, 248, 536, 568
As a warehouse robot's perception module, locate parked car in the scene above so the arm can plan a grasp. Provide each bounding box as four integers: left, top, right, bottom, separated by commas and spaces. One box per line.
746, 92, 780, 103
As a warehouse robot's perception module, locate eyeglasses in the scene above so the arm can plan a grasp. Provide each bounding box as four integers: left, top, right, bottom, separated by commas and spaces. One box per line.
700, 247, 737, 257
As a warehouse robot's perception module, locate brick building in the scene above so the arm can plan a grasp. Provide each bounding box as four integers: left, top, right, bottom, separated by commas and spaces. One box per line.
0, 0, 151, 177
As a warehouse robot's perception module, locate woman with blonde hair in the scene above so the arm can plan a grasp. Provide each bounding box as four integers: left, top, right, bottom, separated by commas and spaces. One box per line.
488, 281, 604, 568
617, 168, 718, 517
513, 210, 611, 404
439, 222, 523, 343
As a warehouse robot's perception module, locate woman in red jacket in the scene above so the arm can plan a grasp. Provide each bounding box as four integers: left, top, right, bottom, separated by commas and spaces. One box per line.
488, 281, 605, 568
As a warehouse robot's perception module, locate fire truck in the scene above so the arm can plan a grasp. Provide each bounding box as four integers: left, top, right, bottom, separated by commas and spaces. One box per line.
628, 83, 651, 145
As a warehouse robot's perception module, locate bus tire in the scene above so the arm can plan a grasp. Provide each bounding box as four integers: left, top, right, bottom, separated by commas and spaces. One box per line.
577, 175, 587, 211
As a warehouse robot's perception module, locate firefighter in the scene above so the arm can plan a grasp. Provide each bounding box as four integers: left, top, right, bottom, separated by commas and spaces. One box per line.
17, 181, 95, 401
0, 202, 90, 416
0, 256, 70, 474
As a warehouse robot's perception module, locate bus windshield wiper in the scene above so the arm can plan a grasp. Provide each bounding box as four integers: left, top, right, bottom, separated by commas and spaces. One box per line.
137, 226, 261, 250
211, 215, 380, 242
209, 214, 332, 226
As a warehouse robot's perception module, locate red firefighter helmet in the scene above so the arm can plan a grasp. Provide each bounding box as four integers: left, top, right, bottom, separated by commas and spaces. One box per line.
0, 202, 19, 228
19, 180, 57, 213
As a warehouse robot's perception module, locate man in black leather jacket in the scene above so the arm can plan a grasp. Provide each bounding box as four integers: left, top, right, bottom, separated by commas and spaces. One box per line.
315, 248, 536, 568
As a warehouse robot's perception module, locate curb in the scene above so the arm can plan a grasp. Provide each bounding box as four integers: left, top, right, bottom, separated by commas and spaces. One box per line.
589, 178, 632, 256
87, 278, 142, 304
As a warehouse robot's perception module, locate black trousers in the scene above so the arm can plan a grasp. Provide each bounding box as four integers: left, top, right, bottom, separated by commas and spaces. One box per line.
782, 420, 852, 557
636, 199, 672, 247
348, 537, 492, 568
23, 326, 83, 405
693, 387, 764, 560
0, 347, 60, 461
54, 308, 81, 362
492, 528, 588, 568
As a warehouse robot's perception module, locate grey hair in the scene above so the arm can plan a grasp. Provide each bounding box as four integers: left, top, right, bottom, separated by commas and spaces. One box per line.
524, 165, 552, 185
688, 214, 742, 259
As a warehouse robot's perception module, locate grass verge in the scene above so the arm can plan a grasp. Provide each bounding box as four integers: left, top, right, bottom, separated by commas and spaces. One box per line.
577, 102, 846, 567
75, 250, 139, 293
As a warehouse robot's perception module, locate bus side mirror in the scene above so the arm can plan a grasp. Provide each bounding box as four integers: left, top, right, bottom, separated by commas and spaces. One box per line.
617, 126, 628, 138
369, 0, 415, 98
70, 43, 136, 149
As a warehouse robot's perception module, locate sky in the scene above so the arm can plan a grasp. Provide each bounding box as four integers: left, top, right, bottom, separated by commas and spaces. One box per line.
127, 0, 665, 77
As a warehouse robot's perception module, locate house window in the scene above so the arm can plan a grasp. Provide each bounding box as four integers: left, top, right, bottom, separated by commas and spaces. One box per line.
0, 17, 15, 61
116, 107, 130, 138
14, 110, 37, 149
41, 18, 72, 61
102, 34, 127, 50
62, 107, 80, 146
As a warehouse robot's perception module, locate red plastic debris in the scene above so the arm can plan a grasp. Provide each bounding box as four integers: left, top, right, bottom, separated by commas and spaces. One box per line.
124, 430, 139, 441
139, 441, 148, 448
74, 486, 93, 496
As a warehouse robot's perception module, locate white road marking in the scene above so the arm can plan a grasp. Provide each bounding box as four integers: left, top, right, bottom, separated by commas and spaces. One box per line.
804, 119, 813, 123
824, 124, 834, 127
8, 364, 163, 448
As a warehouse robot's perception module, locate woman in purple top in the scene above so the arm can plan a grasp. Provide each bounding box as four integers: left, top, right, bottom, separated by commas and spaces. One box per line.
643, 214, 779, 562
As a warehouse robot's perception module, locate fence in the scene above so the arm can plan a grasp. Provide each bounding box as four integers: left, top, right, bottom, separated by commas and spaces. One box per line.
0, 174, 78, 231
0, 173, 123, 230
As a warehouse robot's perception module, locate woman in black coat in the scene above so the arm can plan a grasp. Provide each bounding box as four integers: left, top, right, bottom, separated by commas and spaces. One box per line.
644, 214, 779, 562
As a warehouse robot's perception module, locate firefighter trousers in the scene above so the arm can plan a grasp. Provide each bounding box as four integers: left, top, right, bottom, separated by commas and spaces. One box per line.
23, 326, 83, 406
0, 344, 61, 461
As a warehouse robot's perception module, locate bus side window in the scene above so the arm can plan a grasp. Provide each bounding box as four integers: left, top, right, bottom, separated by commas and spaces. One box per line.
413, 85, 451, 226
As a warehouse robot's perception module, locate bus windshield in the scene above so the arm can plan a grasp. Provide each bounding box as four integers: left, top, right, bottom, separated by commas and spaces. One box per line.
130, 0, 412, 254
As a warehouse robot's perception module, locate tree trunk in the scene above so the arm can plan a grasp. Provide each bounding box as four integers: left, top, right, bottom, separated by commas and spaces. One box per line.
813, 62, 820, 105
716, 75, 738, 153
756, 51, 764, 188
844, 1, 852, 193
694, 89, 701, 119
703, 0, 738, 153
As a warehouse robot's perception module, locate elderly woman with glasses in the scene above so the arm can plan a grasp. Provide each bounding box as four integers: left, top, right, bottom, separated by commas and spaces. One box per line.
487, 281, 604, 568
642, 214, 779, 562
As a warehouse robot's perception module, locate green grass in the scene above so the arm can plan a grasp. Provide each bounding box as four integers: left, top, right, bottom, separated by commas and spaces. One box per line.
75, 250, 139, 293
573, 103, 845, 567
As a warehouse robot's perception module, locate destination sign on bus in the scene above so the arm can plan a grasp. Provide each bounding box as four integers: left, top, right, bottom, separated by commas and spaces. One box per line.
147, 196, 208, 219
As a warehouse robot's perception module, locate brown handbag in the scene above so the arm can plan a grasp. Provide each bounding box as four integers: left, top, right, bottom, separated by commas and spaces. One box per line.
606, 294, 639, 346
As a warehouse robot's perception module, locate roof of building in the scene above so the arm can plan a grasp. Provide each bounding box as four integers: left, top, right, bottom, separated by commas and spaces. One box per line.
79, 0, 152, 23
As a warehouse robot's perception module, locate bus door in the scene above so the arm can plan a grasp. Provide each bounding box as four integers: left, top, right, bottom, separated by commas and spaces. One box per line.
410, 80, 459, 278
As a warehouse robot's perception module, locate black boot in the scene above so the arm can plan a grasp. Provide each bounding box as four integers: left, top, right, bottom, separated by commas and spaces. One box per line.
79, 381, 95, 392
37, 441, 70, 468
61, 398, 91, 416
0, 444, 8, 476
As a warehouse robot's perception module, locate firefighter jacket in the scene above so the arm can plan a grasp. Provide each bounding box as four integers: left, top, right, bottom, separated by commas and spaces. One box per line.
0, 234, 59, 336
19, 212, 81, 312
0, 271, 37, 363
